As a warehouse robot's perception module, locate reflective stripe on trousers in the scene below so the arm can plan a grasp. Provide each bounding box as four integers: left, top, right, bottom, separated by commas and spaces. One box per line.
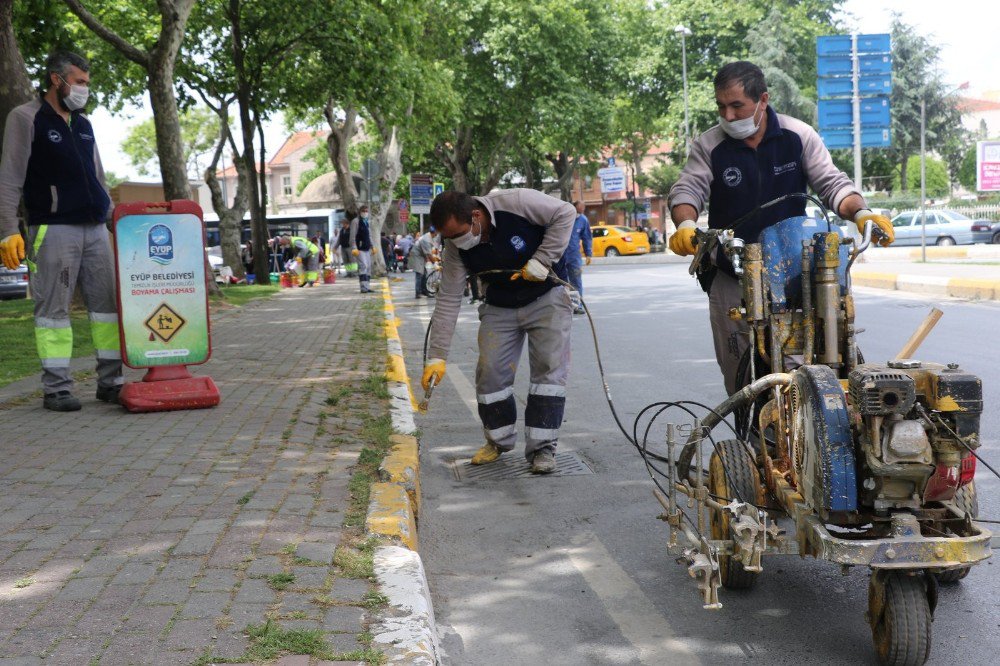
474, 287, 573, 460
28, 223, 123, 394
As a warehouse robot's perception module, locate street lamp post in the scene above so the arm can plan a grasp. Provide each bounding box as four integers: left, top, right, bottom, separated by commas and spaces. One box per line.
674, 25, 692, 158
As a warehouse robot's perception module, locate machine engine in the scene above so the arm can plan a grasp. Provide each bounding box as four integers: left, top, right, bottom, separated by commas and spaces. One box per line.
848, 361, 982, 512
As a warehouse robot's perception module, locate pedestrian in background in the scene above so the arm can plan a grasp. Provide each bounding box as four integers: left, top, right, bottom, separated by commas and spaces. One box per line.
0, 51, 123, 411
396, 232, 414, 272
278, 234, 320, 287
350, 205, 373, 293
561, 200, 592, 315
421, 189, 575, 475
333, 216, 356, 276
381, 231, 394, 272
409, 227, 439, 298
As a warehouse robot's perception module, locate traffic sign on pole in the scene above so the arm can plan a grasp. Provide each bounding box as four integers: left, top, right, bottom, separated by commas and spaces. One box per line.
410, 174, 433, 215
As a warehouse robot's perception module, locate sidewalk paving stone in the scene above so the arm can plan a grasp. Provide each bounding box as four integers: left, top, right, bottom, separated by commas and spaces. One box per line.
0, 282, 390, 662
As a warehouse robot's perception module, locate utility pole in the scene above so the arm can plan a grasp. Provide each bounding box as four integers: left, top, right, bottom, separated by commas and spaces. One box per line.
675, 25, 693, 158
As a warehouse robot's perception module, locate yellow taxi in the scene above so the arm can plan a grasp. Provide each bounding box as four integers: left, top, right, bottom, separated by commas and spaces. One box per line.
590, 225, 650, 257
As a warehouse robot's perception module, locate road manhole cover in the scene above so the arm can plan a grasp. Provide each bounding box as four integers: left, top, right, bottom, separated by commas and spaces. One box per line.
452, 451, 593, 481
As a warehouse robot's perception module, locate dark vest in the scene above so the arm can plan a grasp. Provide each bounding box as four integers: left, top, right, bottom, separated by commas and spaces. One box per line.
356, 218, 372, 251
24, 98, 111, 226
459, 210, 555, 308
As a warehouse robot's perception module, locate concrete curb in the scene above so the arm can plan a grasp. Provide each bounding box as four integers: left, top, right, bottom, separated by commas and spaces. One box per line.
368, 277, 441, 664
853, 271, 1000, 301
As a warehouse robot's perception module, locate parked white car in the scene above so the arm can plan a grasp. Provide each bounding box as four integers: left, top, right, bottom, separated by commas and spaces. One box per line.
888, 210, 977, 246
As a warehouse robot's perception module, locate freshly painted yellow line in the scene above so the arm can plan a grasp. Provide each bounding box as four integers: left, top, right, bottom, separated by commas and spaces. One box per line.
947, 278, 999, 300
380, 434, 421, 519
380, 278, 419, 409
852, 272, 898, 290
367, 482, 418, 550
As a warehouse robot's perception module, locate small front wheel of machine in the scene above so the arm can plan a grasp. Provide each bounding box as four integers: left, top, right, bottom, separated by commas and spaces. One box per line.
605, 246, 621, 257
708, 439, 764, 589
869, 571, 932, 666
425, 269, 442, 295
934, 481, 978, 584
935, 236, 956, 246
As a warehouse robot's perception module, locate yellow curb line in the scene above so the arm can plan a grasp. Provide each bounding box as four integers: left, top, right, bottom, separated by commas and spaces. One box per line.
946, 278, 999, 300
370, 277, 422, 550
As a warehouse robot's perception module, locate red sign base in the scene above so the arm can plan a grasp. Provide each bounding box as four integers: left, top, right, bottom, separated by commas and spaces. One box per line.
120, 365, 221, 413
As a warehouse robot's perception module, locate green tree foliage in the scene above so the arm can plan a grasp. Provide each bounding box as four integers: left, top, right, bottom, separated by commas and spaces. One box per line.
636, 162, 682, 198
958, 146, 977, 192
746, 6, 816, 123
121, 107, 218, 178
891, 155, 950, 198
886, 15, 967, 192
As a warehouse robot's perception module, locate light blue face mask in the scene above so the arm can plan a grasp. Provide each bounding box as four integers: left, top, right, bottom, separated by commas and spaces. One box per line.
452, 218, 481, 250
720, 100, 762, 140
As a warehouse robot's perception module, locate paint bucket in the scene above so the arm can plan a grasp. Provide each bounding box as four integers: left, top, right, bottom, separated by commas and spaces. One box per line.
323, 268, 336, 284
279, 273, 294, 288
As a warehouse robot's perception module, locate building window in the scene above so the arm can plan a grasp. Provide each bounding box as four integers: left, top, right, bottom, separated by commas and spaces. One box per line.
281, 175, 292, 197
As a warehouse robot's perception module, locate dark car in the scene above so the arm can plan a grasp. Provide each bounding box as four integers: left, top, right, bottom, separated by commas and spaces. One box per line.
0, 262, 28, 299
970, 219, 1000, 244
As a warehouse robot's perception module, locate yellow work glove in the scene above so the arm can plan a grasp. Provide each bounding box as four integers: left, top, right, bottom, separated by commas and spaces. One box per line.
422, 358, 446, 391
585, 256, 591, 266
855, 209, 894, 247
0, 234, 25, 270
515, 257, 548, 281
351, 248, 360, 257
668, 220, 697, 256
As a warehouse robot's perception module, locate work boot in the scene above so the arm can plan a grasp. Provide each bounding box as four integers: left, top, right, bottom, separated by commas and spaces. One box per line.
43, 391, 82, 412
96, 384, 122, 404
471, 442, 503, 465
573, 306, 586, 315
530, 450, 556, 474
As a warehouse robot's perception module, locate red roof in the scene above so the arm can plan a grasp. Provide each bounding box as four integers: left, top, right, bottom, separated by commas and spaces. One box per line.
958, 97, 1000, 113
270, 130, 329, 166
216, 161, 268, 178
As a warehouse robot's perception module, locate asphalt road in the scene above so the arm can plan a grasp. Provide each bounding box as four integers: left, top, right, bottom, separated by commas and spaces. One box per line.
390, 263, 999, 666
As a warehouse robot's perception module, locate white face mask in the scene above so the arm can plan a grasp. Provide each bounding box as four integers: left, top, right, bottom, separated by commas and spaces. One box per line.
59, 76, 89, 111
720, 101, 762, 140
452, 218, 481, 250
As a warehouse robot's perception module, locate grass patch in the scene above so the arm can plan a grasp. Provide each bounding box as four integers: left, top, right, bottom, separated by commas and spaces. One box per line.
0, 299, 94, 389
241, 620, 330, 661
361, 373, 390, 399
326, 385, 352, 406
362, 590, 389, 610
333, 545, 375, 580
266, 572, 295, 591
211, 284, 281, 308
13, 577, 33, 589
236, 491, 254, 505
332, 647, 386, 665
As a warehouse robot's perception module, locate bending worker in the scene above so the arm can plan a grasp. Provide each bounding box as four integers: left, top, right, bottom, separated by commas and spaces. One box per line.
0, 51, 123, 411
422, 189, 575, 474
278, 234, 320, 287
562, 200, 593, 315
668, 61, 895, 396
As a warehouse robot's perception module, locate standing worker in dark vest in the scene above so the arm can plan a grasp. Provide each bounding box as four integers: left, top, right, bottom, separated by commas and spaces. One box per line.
0, 51, 123, 411
350, 205, 373, 293
421, 189, 575, 474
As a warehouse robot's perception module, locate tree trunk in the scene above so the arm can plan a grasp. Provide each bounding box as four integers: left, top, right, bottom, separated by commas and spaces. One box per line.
0, 0, 33, 155
324, 102, 360, 214
899, 151, 910, 193
148, 65, 191, 200
205, 117, 249, 278
370, 121, 405, 278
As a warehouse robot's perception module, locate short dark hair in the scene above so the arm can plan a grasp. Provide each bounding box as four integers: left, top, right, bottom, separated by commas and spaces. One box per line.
714, 61, 767, 101
429, 191, 476, 229
45, 51, 89, 88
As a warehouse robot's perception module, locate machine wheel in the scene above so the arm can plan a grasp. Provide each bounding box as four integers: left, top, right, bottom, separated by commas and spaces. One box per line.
708, 439, 763, 589
935, 481, 978, 584
869, 571, 932, 666
935, 236, 955, 246
425, 268, 442, 294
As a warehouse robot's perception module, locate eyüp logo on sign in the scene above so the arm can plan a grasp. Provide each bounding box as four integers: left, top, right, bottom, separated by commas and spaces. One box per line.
148, 224, 173, 265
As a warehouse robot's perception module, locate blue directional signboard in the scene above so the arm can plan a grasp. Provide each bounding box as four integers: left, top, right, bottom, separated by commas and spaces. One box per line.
816, 33, 892, 149
410, 173, 433, 215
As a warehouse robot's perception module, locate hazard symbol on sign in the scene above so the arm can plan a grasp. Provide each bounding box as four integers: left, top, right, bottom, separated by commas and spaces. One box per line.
145, 303, 186, 343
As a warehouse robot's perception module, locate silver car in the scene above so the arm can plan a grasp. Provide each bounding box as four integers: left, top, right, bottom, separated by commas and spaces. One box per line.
0, 262, 28, 299
889, 209, 977, 246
